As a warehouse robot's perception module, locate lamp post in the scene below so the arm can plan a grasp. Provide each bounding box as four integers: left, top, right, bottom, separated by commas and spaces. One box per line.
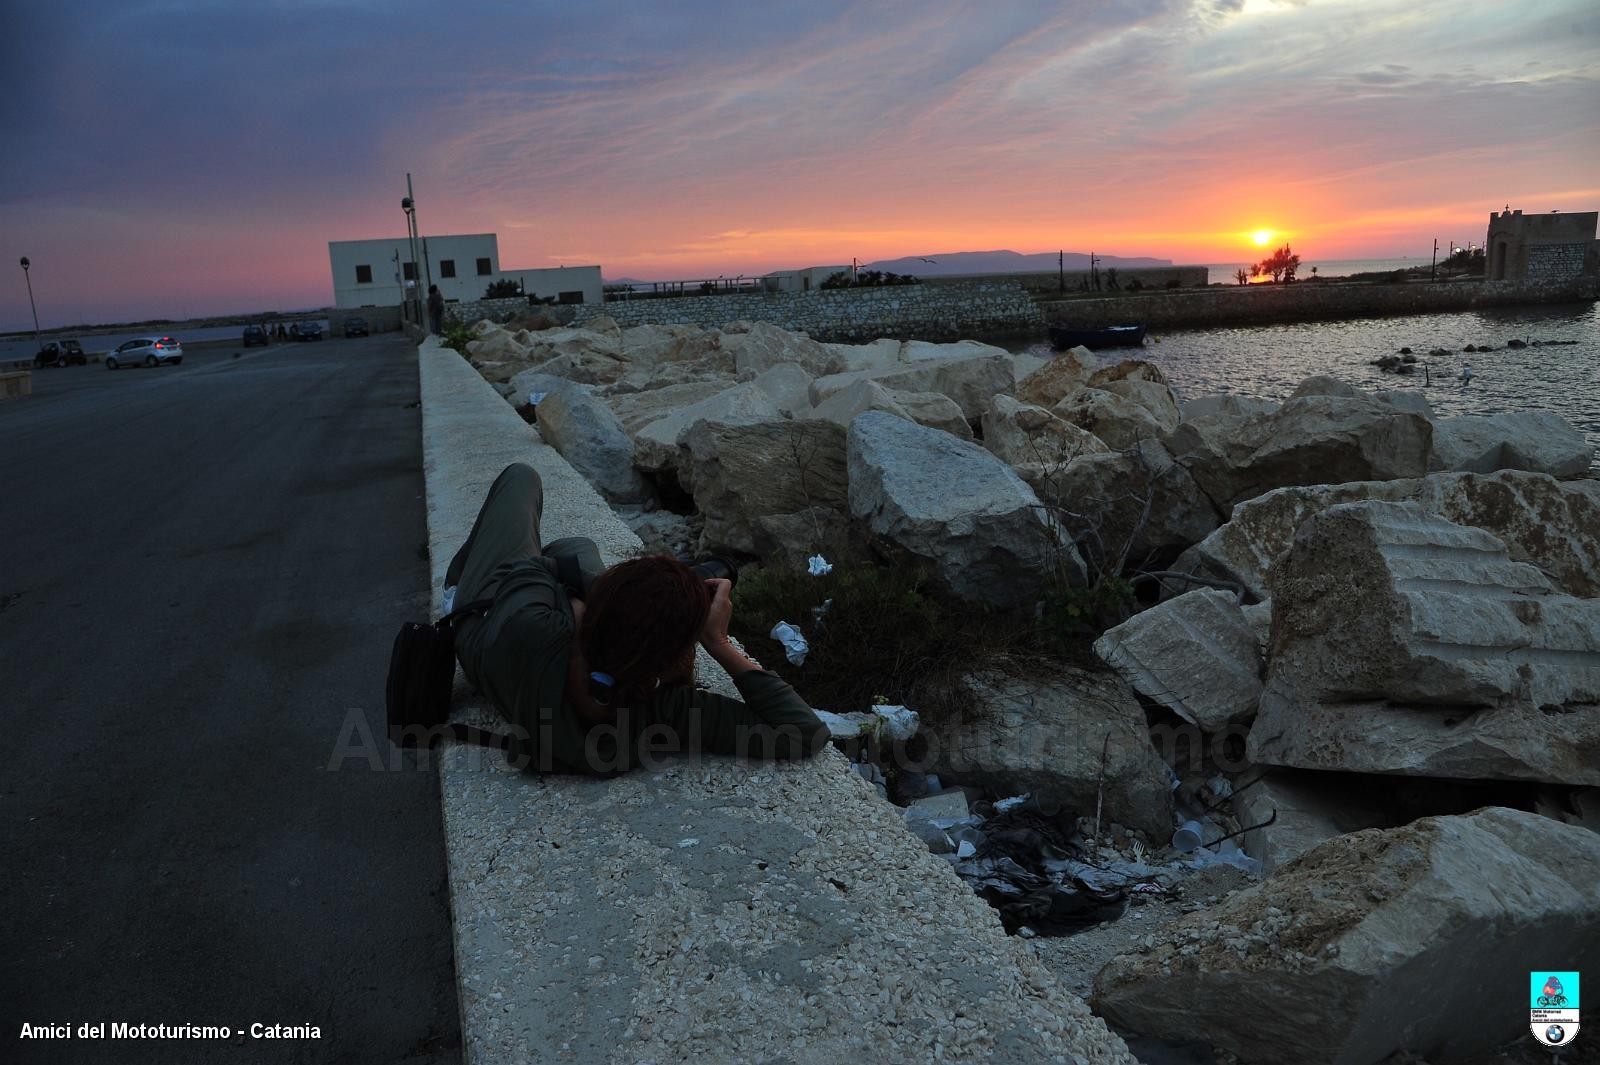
20, 257, 40, 348
401, 186, 420, 326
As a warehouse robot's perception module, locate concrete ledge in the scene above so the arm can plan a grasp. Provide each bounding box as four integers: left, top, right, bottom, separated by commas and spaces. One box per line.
417, 338, 1134, 1064
0, 370, 32, 400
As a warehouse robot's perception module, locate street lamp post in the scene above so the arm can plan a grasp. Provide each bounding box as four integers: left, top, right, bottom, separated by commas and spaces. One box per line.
401, 192, 419, 327
20, 257, 40, 348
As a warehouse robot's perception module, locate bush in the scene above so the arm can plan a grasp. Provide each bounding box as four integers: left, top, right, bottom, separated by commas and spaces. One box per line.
440, 324, 476, 353
484, 279, 522, 299
728, 559, 1100, 716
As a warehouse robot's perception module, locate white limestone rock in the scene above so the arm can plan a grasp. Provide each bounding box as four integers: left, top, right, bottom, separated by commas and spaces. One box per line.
532, 386, 652, 504
811, 353, 1014, 420
1095, 808, 1600, 1064
722, 321, 840, 377
1171, 469, 1600, 602
1015, 345, 1098, 408
1053, 387, 1176, 451
934, 667, 1175, 838
1094, 589, 1262, 731
683, 419, 848, 556
1430, 410, 1593, 479
846, 411, 1082, 607
1249, 500, 1600, 784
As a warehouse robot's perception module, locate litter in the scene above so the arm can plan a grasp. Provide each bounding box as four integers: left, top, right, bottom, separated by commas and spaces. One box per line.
441, 585, 458, 613
993, 794, 1031, 813
527, 391, 548, 406
872, 704, 920, 742
1172, 819, 1206, 853
807, 554, 833, 576
811, 597, 834, 624
677, 838, 699, 848
770, 621, 810, 665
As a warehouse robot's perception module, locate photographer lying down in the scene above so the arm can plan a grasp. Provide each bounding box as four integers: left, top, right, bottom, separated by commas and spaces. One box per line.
442, 462, 829, 773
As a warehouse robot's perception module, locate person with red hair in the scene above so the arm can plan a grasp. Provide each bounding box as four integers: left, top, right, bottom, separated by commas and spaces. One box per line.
444, 463, 828, 773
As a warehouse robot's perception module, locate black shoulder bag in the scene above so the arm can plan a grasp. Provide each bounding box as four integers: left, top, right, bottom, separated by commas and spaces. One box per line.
385, 597, 509, 749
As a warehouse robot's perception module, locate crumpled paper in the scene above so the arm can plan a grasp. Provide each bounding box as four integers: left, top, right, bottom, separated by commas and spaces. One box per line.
770, 620, 810, 666
807, 554, 833, 576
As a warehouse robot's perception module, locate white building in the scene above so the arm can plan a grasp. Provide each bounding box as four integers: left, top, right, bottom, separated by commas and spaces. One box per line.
328, 233, 602, 308
763, 265, 850, 292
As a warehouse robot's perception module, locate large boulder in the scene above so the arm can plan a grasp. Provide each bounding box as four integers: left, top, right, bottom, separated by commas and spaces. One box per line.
1095, 377, 1181, 432
933, 667, 1174, 838
1162, 395, 1434, 512
1054, 387, 1175, 450
1178, 394, 1279, 421
631, 381, 786, 474
722, 321, 839, 377
605, 381, 731, 436
1172, 470, 1600, 602
823, 338, 902, 373
528, 386, 651, 503
1032, 440, 1221, 569
1430, 410, 1593, 478
807, 379, 970, 439
525, 324, 631, 384
1015, 346, 1097, 408
1233, 770, 1389, 873
901, 339, 1011, 363
1094, 808, 1600, 1064
980, 394, 1109, 471
682, 419, 847, 555
1086, 359, 1169, 389
1094, 589, 1262, 731
618, 323, 719, 368
464, 326, 525, 362
811, 353, 1014, 420
1250, 500, 1600, 784
847, 411, 1082, 607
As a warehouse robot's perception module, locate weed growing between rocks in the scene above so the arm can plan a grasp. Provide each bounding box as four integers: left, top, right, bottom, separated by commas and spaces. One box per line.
441, 324, 476, 354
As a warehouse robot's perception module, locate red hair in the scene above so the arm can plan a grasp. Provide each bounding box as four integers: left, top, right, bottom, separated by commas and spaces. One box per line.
579, 557, 710, 707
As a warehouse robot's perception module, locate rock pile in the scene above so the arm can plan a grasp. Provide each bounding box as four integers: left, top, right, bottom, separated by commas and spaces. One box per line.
455, 315, 1599, 1061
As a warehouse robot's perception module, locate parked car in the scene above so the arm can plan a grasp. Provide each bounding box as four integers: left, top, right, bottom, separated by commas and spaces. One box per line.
34, 339, 88, 367
291, 320, 323, 341
342, 317, 369, 338
106, 336, 183, 369
243, 325, 269, 346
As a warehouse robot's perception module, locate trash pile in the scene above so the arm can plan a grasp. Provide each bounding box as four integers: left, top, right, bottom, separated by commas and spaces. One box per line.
899, 780, 1263, 939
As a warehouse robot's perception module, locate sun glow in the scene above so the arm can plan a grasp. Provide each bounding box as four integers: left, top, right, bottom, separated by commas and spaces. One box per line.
1251, 229, 1273, 247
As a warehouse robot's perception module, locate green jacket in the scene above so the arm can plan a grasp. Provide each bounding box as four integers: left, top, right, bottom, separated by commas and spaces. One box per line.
454, 547, 828, 774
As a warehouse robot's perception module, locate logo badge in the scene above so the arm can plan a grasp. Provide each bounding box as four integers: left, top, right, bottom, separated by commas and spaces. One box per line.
1531, 971, 1580, 1048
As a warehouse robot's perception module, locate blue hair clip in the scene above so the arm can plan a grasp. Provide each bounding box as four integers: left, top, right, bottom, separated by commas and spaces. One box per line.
589, 671, 614, 688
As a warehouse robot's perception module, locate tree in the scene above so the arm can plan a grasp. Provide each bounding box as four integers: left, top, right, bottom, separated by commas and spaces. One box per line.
1234, 267, 1251, 286
484, 279, 522, 299
1256, 244, 1301, 284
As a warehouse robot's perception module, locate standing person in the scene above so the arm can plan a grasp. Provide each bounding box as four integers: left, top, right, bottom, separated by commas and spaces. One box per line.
1460, 362, 1474, 388
427, 284, 445, 336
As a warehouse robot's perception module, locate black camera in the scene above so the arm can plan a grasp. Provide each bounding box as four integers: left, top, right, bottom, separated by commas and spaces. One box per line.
690, 556, 738, 588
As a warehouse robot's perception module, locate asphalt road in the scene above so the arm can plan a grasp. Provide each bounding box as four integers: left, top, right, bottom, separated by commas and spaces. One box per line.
0, 336, 462, 1063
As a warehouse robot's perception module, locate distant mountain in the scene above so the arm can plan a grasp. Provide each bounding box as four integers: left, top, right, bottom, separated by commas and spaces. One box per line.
605, 276, 651, 285
864, 249, 1172, 276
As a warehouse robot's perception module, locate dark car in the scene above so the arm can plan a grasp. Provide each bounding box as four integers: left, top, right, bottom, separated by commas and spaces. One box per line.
342, 316, 369, 338
243, 325, 269, 347
34, 339, 88, 367
291, 321, 323, 341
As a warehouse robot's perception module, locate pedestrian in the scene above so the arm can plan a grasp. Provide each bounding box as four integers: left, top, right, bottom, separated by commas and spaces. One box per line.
427, 284, 445, 335
1460, 361, 1473, 388
441, 463, 828, 773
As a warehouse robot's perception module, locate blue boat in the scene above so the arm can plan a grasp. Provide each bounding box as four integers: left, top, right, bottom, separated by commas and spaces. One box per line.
1049, 324, 1147, 350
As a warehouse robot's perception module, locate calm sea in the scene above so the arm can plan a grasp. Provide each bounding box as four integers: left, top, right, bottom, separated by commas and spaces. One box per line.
1013, 300, 1600, 471
1202, 257, 1432, 285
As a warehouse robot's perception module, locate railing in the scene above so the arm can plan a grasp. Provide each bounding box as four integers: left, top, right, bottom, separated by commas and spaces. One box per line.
604, 276, 774, 301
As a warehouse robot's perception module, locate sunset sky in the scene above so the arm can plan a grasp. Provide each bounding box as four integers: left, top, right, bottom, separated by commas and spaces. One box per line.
3, 0, 1598, 328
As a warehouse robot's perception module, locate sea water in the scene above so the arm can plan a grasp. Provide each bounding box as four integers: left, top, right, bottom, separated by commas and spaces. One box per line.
1014, 301, 1600, 466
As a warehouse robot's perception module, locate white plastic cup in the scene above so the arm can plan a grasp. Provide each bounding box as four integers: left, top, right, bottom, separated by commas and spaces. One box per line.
1172, 820, 1205, 853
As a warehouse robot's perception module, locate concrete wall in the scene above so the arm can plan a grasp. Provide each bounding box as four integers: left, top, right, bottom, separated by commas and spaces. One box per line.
330, 233, 499, 308
574, 280, 1044, 341
0, 370, 31, 401
497, 265, 603, 305
1041, 276, 1600, 330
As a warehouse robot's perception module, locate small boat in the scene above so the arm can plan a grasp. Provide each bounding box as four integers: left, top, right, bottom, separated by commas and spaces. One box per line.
1049, 324, 1147, 350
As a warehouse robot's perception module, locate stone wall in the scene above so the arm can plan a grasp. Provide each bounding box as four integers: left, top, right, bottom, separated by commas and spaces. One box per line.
445, 296, 535, 327
573, 280, 1043, 341
926, 266, 1209, 295
1041, 277, 1600, 330
1527, 244, 1590, 282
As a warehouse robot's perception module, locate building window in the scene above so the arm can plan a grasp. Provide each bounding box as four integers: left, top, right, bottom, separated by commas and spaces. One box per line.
355, 264, 373, 284
558, 291, 584, 304
403, 262, 416, 281
476, 258, 492, 276
439, 259, 456, 279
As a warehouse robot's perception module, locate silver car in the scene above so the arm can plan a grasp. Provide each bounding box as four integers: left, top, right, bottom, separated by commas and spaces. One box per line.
106, 336, 184, 369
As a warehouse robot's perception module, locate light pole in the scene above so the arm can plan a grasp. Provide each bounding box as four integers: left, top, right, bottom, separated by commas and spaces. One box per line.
402, 187, 420, 326
20, 257, 40, 348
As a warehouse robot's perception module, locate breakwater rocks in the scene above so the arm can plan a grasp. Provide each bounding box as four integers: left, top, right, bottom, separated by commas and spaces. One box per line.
571, 279, 1043, 342
1045, 276, 1600, 330
454, 313, 1599, 1063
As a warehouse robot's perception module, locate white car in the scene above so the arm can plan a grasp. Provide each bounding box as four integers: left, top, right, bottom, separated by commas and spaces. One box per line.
106, 336, 184, 369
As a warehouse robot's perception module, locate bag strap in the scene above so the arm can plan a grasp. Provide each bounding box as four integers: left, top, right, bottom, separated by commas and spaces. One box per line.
439, 597, 495, 627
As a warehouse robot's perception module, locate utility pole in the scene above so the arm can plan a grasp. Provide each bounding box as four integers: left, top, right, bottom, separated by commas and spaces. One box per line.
1090, 252, 1101, 292
1431, 238, 1438, 281
402, 174, 421, 326
1058, 249, 1064, 293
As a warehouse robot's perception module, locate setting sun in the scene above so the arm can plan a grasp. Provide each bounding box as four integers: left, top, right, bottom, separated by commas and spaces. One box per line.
1251, 229, 1273, 247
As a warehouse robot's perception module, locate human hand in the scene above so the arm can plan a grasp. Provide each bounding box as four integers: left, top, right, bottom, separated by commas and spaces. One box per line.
699, 578, 734, 648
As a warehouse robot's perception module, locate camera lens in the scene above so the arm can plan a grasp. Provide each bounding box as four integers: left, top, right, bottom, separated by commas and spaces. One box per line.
691, 557, 738, 587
